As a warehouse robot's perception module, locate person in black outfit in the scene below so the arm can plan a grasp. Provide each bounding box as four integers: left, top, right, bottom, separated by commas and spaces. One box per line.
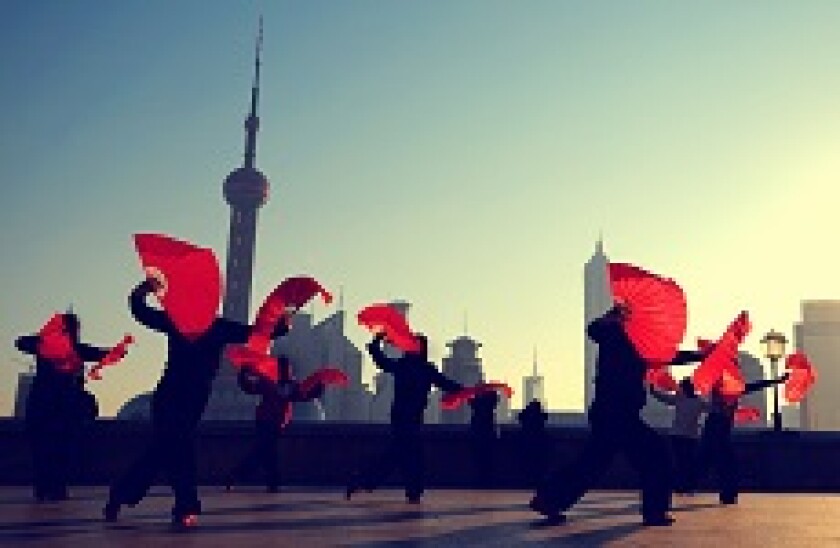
346, 332, 462, 503
517, 400, 550, 488
104, 279, 288, 528
469, 391, 500, 489
224, 356, 325, 493
16, 313, 110, 502
530, 305, 706, 526
697, 373, 788, 505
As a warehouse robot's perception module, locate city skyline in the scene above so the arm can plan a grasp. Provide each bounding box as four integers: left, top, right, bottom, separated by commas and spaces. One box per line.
3, 2, 840, 416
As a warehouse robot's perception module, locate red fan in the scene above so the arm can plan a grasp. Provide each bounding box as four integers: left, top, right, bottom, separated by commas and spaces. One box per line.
734, 406, 761, 424
357, 303, 422, 353
607, 263, 687, 364
36, 314, 82, 374
227, 276, 331, 381
645, 368, 678, 392
134, 233, 222, 339
784, 352, 817, 403
87, 334, 134, 381
298, 367, 349, 397
692, 311, 751, 396
440, 382, 513, 410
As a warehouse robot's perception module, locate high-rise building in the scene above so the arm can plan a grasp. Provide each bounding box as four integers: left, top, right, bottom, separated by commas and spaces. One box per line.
736, 352, 768, 430
583, 238, 612, 413
522, 347, 544, 407
13, 368, 34, 419
441, 335, 484, 424
795, 301, 840, 431
205, 23, 270, 420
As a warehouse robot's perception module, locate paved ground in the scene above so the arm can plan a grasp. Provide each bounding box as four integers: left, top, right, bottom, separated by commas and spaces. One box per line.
0, 487, 837, 546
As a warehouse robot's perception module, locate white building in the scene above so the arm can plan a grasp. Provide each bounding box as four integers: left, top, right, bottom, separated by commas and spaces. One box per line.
583, 238, 612, 413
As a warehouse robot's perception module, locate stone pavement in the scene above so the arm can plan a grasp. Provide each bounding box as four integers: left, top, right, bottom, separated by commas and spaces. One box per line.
0, 487, 836, 546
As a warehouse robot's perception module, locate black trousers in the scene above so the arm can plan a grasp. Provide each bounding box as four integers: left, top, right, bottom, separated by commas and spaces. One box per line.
536, 415, 672, 519
696, 417, 737, 502
669, 435, 699, 493
356, 422, 424, 499
107, 424, 200, 518
226, 420, 280, 490
28, 418, 76, 499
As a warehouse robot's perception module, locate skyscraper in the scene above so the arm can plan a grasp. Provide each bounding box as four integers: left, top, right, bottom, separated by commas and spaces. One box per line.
796, 301, 840, 431
522, 347, 544, 407
441, 334, 484, 424
583, 237, 612, 412
204, 22, 270, 420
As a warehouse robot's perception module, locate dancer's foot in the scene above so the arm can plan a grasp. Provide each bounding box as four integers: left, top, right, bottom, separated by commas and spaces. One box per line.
643, 514, 675, 527
103, 502, 121, 523
406, 494, 422, 504
267, 485, 280, 494
171, 513, 198, 532
529, 496, 566, 525
345, 482, 358, 501
720, 496, 738, 505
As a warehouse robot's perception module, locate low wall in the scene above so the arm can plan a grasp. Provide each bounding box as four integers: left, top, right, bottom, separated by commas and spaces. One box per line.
0, 419, 836, 491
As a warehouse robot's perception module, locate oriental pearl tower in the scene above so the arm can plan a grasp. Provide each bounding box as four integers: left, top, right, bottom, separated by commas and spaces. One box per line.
204, 20, 270, 420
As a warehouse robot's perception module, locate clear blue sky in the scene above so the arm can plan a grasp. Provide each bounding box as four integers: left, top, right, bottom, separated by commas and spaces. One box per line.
3, 1, 840, 416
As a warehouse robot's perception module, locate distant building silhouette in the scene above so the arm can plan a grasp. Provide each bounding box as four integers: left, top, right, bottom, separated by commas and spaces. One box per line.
116, 392, 152, 421
583, 237, 612, 413
522, 347, 544, 407
441, 335, 485, 424
13, 369, 34, 419
796, 301, 840, 431
736, 352, 768, 430
205, 26, 270, 420
368, 300, 410, 423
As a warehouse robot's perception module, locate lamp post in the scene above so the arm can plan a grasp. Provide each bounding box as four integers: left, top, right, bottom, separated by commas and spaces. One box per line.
761, 330, 788, 433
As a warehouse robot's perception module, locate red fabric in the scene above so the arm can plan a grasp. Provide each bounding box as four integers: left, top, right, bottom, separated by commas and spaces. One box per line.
36, 314, 82, 374
227, 276, 331, 381
692, 311, 751, 396
734, 406, 761, 424
440, 382, 513, 411
87, 334, 135, 381
645, 368, 678, 392
357, 304, 422, 353
607, 263, 687, 364
133, 233, 222, 339
784, 352, 816, 403
298, 367, 349, 397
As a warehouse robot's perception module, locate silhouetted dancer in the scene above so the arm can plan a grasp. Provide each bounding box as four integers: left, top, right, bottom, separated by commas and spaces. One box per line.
650, 378, 712, 495
469, 391, 500, 489
15, 313, 110, 502
104, 279, 288, 529
696, 373, 788, 505
346, 332, 462, 503
224, 356, 325, 493
530, 305, 705, 526
517, 400, 550, 488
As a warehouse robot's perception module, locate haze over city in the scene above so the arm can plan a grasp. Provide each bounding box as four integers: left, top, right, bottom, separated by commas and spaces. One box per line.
2, 1, 840, 416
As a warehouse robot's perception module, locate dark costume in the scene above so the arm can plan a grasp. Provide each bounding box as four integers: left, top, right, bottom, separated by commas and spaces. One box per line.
532, 308, 704, 525
347, 333, 462, 502
105, 281, 287, 524
15, 316, 106, 502
696, 376, 787, 504
225, 359, 324, 492
469, 391, 499, 489
517, 400, 550, 488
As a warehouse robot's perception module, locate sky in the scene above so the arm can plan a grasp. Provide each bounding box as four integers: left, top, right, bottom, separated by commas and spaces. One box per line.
2, 1, 840, 417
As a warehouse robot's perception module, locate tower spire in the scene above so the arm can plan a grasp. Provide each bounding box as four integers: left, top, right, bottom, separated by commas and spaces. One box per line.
532, 345, 538, 376
244, 16, 263, 169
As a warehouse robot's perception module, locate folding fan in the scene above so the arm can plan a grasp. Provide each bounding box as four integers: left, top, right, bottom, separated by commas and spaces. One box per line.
298, 367, 349, 397
734, 406, 761, 424
645, 367, 678, 392
36, 313, 82, 373
357, 303, 422, 353
784, 352, 817, 403
691, 311, 751, 396
607, 263, 687, 364
440, 382, 513, 410
133, 233, 223, 339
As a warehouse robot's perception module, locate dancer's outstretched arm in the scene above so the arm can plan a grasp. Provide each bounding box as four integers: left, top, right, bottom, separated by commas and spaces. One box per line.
14, 335, 39, 355
367, 333, 396, 373
650, 387, 677, 406
129, 280, 172, 333
743, 374, 790, 395
670, 350, 706, 365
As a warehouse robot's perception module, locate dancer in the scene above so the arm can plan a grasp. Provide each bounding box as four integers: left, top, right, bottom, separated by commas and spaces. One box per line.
469, 391, 500, 489
531, 305, 706, 526
104, 277, 289, 529
224, 356, 328, 492
517, 400, 550, 488
346, 332, 462, 503
697, 373, 788, 505
15, 313, 115, 502
649, 378, 711, 495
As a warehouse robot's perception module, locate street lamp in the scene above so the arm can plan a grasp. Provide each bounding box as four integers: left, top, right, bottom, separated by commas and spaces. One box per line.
761, 329, 788, 432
